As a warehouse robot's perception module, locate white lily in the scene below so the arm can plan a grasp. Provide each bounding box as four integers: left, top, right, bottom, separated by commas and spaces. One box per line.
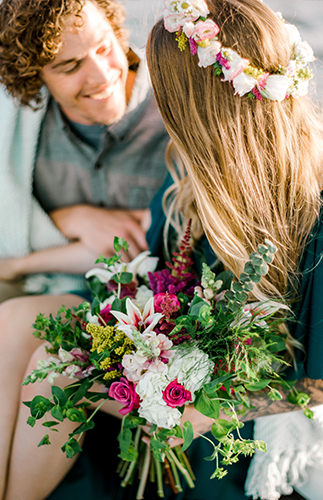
231, 301, 286, 329
85, 251, 158, 284
111, 297, 163, 340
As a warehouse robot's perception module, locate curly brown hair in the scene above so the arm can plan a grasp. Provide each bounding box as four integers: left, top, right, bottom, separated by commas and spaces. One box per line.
0, 0, 129, 107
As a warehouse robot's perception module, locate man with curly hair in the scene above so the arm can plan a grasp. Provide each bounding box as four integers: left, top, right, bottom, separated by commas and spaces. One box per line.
0, 2, 169, 498
0, 0, 169, 301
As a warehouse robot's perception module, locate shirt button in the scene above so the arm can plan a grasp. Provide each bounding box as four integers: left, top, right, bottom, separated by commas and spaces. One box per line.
94, 161, 102, 170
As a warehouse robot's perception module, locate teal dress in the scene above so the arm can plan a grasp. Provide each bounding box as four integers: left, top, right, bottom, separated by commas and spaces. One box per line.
48, 176, 323, 500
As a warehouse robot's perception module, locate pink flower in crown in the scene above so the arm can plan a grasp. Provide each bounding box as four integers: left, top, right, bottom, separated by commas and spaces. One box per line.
164, 11, 187, 32
109, 377, 140, 416
162, 379, 192, 408
197, 40, 222, 68
221, 48, 249, 81
184, 19, 220, 43
111, 297, 163, 340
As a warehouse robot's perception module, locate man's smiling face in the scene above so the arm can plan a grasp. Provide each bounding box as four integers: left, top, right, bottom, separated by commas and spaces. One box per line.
40, 1, 128, 126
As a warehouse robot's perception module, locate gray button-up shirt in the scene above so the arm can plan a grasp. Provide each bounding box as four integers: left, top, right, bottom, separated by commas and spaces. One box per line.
33, 61, 169, 212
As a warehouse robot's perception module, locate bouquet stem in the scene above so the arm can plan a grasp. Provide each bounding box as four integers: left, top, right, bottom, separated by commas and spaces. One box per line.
154, 457, 164, 498
166, 449, 195, 488
136, 444, 151, 500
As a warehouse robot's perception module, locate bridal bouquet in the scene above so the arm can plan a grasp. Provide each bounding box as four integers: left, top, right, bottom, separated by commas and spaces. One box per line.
23, 227, 312, 498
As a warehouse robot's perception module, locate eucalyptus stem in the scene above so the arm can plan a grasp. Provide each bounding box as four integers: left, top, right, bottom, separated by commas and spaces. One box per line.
167, 449, 194, 488
154, 457, 164, 498
136, 444, 151, 500
165, 451, 182, 492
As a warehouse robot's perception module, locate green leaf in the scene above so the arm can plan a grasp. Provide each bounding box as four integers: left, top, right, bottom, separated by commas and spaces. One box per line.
111, 272, 133, 285
52, 386, 68, 407
181, 421, 194, 452
42, 420, 60, 428
245, 379, 271, 391
62, 438, 83, 459
119, 445, 138, 462
254, 440, 267, 452
69, 420, 95, 437
189, 296, 206, 317
114, 237, 129, 253
268, 388, 282, 401
38, 434, 51, 447
66, 408, 86, 423
267, 335, 286, 352
30, 395, 54, 418
211, 420, 234, 440
72, 378, 93, 405
304, 408, 314, 420
235, 291, 249, 303
204, 373, 234, 397
117, 428, 132, 455
85, 391, 110, 403
27, 416, 36, 427
51, 405, 64, 422
194, 390, 220, 419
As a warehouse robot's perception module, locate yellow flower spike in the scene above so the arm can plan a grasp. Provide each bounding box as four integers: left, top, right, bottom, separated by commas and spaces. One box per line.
243, 65, 264, 79
103, 370, 122, 381
298, 67, 313, 80
196, 39, 211, 48
176, 32, 188, 51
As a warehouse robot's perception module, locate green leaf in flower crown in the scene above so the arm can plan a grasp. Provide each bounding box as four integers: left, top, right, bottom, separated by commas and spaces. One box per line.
304, 408, 314, 420
51, 405, 64, 422
114, 237, 129, 253
52, 386, 68, 407
245, 379, 271, 391
38, 434, 51, 447
194, 389, 220, 419
111, 272, 133, 285
181, 421, 194, 453
211, 420, 234, 440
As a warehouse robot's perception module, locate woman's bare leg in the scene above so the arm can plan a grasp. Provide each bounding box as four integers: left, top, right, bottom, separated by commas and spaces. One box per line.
0, 294, 84, 500
4, 343, 86, 500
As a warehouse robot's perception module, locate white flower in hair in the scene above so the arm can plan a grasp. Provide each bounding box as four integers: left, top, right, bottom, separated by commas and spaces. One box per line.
221, 49, 249, 81
289, 79, 309, 99
295, 41, 315, 63
285, 23, 302, 47
264, 75, 291, 102
197, 40, 222, 68
232, 72, 257, 97
163, 11, 187, 32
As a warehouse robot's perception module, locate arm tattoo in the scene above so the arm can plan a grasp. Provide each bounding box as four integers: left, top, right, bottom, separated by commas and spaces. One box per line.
240, 378, 323, 421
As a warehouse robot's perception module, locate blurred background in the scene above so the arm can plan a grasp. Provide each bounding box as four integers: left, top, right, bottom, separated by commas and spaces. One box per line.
124, 0, 323, 104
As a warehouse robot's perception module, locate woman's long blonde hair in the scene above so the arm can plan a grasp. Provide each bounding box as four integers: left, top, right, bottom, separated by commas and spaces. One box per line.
147, 0, 323, 301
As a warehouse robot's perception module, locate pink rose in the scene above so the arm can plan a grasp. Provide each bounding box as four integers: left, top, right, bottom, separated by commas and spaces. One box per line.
154, 293, 180, 313
188, 19, 220, 42
162, 379, 192, 408
109, 377, 140, 416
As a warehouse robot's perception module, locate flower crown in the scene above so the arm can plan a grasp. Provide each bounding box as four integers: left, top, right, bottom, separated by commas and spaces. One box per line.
163, 0, 314, 101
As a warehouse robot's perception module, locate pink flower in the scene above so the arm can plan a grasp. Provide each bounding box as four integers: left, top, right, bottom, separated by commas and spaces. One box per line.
154, 293, 180, 313
70, 348, 90, 363
187, 19, 220, 42
109, 377, 140, 416
162, 379, 192, 408
99, 303, 113, 324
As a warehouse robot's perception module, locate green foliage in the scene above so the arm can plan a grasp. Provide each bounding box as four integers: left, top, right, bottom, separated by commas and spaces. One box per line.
181, 421, 194, 452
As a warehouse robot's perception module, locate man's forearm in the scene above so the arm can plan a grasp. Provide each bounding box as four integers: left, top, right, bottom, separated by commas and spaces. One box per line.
241, 378, 323, 421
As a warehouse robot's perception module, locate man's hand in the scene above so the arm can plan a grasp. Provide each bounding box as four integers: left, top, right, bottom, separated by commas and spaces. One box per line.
50, 205, 150, 260
0, 258, 23, 282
